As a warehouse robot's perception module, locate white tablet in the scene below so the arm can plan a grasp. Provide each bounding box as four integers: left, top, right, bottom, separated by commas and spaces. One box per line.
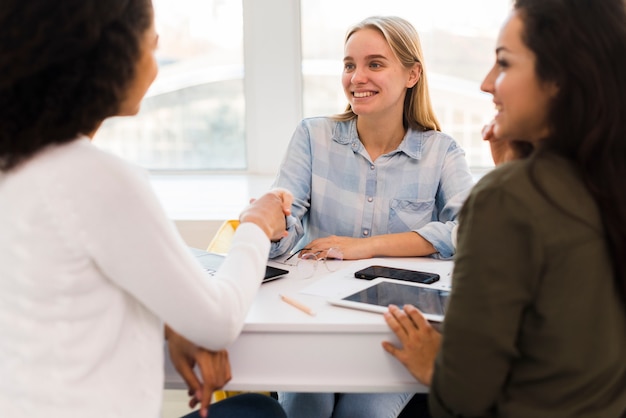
328, 278, 450, 322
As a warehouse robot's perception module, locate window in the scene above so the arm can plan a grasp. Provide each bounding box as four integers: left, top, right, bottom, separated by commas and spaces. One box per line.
94, 0, 509, 175
300, 0, 510, 169
95, 0, 246, 170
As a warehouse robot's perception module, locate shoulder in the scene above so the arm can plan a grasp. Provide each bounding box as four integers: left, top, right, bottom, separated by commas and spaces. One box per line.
468, 158, 536, 210
296, 117, 356, 145
403, 128, 465, 160
407, 128, 463, 150
425, 129, 463, 150
469, 152, 599, 225
298, 116, 349, 133
473, 152, 574, 197
32, 138, 149, 197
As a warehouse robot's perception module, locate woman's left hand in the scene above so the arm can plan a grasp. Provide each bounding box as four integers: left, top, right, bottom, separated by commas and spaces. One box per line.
304, 235, 372, 260
382, 304, 441, 386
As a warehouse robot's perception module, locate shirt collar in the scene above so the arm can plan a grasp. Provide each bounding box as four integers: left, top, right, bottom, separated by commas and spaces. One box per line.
331, 118, 427, 160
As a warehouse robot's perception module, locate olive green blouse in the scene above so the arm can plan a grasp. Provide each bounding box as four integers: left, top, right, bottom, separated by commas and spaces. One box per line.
429, 153, 626, 418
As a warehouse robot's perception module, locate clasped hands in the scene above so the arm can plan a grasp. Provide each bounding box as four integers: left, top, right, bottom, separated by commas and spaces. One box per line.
166, 326, 232, 418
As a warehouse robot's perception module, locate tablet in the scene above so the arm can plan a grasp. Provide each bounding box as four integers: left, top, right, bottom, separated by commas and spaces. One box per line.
328, 278, 450, 322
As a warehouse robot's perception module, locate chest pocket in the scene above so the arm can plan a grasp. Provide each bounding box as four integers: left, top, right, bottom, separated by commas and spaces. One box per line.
388, 198, 435, 233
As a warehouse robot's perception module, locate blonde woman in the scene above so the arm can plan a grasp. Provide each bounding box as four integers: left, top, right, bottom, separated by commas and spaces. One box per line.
272, 16, 474, 418
270, 16, 473, 264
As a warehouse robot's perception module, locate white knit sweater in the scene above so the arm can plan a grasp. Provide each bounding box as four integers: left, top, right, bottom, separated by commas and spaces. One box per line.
0, 138, 269, 417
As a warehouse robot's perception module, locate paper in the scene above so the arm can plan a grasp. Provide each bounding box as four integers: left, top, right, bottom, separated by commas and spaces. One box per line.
298, 258, 453, 298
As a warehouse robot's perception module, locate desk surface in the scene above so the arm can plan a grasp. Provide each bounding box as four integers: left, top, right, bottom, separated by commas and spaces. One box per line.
165, 257, 453, 393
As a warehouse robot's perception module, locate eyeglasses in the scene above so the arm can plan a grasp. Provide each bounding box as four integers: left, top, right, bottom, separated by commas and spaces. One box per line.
284, 248, 344, 279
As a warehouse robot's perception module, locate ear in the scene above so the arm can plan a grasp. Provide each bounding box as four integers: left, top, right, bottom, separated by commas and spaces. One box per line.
406, 62, 422, 88
545, 80, 559, 98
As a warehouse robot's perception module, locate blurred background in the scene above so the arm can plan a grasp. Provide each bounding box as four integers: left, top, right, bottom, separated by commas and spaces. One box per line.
96, 0, 510, 173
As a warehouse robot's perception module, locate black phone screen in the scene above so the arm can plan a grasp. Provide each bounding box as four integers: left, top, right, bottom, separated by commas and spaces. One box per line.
354, 265, 440, 284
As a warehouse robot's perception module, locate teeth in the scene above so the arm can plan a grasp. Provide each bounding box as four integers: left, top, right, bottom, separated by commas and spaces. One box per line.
354, 91, 375, 98
495, 104, 502, 111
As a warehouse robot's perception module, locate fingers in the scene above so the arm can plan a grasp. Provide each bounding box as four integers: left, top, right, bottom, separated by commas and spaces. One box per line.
239, 191, 290, 240
268, 187, 294, 215
304, 236, 339, 253
385, 304, 432, 342
166, 331, 202, 397
381, 340, 400, 357
199, 384, 211, 418
194, 349, 233, 415
384, 304, 405, 336
482, 120, 496, 141
177, 362, 201, 396
403, 304, 430, 331
222, 350, 232, 383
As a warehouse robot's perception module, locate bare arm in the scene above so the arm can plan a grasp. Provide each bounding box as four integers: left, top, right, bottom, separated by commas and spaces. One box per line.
304, 231, 435, 260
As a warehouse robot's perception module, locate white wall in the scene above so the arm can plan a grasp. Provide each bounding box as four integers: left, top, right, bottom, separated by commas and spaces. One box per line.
243, 0, 303, 175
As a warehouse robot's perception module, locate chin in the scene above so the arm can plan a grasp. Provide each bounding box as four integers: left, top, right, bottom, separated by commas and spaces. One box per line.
493, 123, 508, 140
118, 107, 141, 117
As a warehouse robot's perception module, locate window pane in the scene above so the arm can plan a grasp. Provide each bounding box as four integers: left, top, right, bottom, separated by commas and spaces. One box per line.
301, 0, 510, 169
95, 0, 245, 170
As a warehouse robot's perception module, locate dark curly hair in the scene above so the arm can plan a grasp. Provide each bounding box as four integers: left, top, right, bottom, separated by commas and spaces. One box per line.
515, 0, 626, 303
0, 0, 153, 171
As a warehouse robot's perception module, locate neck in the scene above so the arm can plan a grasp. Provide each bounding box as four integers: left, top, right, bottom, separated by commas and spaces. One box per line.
356, 117, 406, 160
86, 121, 103, 140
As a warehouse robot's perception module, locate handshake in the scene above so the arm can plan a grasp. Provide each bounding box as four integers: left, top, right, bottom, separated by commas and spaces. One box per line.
238, 187, 294, 242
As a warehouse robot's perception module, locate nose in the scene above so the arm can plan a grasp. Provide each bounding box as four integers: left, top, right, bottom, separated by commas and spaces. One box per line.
481, 66, 496, 94
351, 66, 367, 84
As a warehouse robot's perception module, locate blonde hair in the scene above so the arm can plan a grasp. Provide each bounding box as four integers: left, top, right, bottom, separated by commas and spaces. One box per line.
333, 16, 440, 132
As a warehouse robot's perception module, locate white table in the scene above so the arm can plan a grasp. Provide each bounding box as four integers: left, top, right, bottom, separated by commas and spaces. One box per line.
164, 257, 453, 393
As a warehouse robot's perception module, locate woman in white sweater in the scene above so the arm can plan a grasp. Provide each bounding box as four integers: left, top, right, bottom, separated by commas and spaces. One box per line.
0, 1, 290, 417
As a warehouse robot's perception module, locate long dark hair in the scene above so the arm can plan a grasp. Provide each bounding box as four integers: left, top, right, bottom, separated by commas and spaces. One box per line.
515, 0, 626, 302
0, 0, 153, 171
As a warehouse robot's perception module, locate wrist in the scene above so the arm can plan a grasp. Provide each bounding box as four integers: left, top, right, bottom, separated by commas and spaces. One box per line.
164, 324, 173, 340
239, 216, 272, 239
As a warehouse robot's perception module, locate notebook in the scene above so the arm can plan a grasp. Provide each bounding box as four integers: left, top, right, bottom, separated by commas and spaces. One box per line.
189, 247, 289, 283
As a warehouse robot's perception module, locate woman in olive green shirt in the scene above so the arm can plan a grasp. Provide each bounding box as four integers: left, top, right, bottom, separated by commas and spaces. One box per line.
382, 1, 626, 417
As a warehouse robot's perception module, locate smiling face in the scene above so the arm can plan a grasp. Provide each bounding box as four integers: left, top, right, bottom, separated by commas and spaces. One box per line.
342, 28, 419, 121
481, 11, 557, 144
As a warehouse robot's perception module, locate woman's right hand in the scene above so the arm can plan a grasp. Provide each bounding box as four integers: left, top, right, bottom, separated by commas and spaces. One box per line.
239, 188, 294, 241
482, 120, 517, 165
166, 326, 232, 418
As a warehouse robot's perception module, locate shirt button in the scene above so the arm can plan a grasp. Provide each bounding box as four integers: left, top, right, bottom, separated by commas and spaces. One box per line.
370, 165, 375, 170
367, 197, 373, 202
363, 229, 369, 236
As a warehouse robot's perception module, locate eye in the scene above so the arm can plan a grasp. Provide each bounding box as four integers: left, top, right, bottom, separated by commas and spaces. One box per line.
344, 63, 355, 71
496, 59, 509, 69
369, 62, 382, 69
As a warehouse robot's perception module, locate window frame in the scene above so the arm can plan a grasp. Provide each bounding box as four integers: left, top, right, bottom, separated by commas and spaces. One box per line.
241, 0, 303, 175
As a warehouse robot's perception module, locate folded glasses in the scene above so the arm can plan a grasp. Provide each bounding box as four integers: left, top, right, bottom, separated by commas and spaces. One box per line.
284, 247, 344, 279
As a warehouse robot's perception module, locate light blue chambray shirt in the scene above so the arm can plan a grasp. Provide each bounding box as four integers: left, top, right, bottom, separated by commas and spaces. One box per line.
269, 117, 475, 259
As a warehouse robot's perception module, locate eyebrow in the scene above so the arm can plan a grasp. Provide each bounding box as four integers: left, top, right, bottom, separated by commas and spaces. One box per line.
343, 54, 389, 62
495, 46, 509, 54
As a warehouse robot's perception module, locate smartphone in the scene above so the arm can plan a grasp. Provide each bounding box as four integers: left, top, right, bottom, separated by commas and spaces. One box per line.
354, 265, 440, 285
